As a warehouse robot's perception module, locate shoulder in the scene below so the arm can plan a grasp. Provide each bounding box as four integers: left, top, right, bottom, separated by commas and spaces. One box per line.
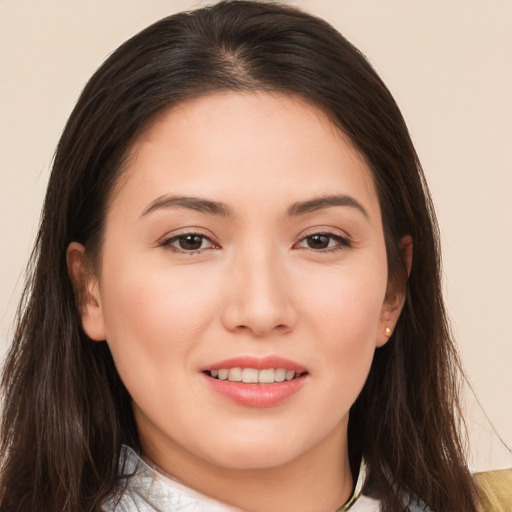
474, 467, 512, 512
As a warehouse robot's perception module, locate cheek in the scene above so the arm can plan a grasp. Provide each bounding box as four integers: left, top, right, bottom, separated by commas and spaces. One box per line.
97, 259, 223, 437
299, 260, 387, 393
98, 254, 219, 384
301, 261, 387, 339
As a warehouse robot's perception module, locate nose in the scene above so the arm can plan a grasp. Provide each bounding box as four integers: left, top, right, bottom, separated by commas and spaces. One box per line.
220, 248, 297, 337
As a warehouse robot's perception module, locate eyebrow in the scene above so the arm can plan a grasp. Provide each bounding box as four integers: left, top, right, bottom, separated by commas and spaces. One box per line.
140, 193, 368, 219
287, 194, 369, 219
140, 195, 232, 217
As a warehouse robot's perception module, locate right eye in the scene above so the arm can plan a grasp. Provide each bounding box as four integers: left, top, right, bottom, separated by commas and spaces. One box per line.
161, 233, 218, 254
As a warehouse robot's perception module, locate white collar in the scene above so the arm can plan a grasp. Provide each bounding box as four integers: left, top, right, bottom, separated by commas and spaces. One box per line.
102, 445, 380, 512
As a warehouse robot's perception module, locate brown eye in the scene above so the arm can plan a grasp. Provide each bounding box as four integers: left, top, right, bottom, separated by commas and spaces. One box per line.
306, 234, 330, 249
295, 232, 351, 252
162, 233, 217, 253
178, 234, 204, 251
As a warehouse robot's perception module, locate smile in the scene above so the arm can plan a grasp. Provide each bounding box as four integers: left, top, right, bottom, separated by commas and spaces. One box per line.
202, 356, 308, 407
207, 368, 304, 383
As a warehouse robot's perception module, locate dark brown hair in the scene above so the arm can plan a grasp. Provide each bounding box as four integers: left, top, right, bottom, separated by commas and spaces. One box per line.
0, 1, 479, 510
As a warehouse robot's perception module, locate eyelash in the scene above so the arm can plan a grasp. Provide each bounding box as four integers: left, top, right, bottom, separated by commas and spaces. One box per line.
160, 230, 351, 255
160, 232, 219, 254
294, 232, 352, 252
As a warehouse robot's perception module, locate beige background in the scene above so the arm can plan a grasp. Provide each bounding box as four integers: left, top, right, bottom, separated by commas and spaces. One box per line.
1, 0, 511, 471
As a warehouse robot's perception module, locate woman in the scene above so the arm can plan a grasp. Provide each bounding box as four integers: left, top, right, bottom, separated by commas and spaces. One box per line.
0, 1, 480, 511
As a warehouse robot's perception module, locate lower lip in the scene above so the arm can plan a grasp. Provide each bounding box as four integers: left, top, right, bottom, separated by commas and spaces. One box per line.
203, 373, 307, 408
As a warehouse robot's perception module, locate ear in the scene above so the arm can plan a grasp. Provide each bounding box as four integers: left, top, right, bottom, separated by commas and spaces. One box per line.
66, 242, 106, 341
377, 235, 413, 347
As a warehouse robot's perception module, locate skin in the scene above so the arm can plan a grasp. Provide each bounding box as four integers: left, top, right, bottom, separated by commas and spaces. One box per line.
68, 92, 409, 512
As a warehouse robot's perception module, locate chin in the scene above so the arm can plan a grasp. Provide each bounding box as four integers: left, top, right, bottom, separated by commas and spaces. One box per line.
212, 447, 299, 471
199, 430, 313, 471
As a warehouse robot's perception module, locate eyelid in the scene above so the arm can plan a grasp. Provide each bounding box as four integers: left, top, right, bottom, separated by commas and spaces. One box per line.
158, 228, 220, 253
293, 227, 353, 251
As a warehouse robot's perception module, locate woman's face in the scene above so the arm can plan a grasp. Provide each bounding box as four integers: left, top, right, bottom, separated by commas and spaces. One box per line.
74, 92, 401, 476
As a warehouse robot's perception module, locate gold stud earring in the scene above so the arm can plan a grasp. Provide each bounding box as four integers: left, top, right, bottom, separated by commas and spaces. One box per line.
384, 327, 392, 337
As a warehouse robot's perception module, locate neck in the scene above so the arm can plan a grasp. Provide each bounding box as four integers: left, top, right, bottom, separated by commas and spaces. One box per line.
141, 425, 354, 512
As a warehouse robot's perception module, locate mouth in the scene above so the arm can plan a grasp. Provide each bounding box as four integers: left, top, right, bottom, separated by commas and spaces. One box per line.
202, 357, 309, 407
204, 367, 307, 384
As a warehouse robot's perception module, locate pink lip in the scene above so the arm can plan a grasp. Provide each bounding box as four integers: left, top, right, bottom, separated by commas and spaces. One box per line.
202, 355, 306, 373
201, 356, 308, 408
203, 374, 307, 408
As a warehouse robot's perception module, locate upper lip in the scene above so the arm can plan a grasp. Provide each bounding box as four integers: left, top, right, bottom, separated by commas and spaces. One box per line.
202, 355, 307, 373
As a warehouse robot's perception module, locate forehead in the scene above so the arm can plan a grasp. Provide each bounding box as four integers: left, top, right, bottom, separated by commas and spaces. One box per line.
112, 91, 379, 219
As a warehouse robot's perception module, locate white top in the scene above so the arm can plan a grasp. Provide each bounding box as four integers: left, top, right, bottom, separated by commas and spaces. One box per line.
101, 445, 381, 512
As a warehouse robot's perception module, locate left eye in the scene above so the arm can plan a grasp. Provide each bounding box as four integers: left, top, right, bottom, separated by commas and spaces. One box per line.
296, 233, 349, 251
162, 233, 217, 252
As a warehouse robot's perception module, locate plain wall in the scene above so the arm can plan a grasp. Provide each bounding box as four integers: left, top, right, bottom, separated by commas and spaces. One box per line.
1, 0, 511, 471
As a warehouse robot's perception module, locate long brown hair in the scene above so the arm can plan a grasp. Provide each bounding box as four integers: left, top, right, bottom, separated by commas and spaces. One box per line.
0, 1, 479, 510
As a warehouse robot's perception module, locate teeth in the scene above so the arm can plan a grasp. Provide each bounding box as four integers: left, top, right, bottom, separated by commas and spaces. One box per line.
228, 367, 242, 382
241, 368, 259, 383
258, 369, 274, 383
209, 368, 302, 383
275, 368, 286, 382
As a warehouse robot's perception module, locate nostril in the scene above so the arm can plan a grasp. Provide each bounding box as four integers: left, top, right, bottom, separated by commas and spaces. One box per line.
220, 289, 297, 336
